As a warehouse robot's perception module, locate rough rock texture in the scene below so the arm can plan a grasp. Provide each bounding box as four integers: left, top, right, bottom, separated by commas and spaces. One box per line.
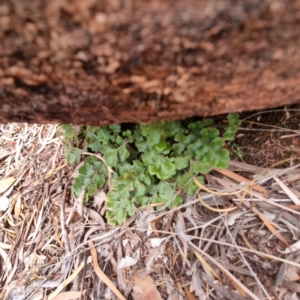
0, 0, 300, 125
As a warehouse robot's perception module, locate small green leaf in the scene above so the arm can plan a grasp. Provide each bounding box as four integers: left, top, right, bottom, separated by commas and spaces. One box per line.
67, 148, 83, 166
188, 121, 204, 132
204, 148, 230, 169
105, 211, 117, 226
157, 157, 176, 180
158, 181, 174, 195
94, 127, 110, 144
117, 162, 135, 176
123, 130, 134, 142
169, 194, 183, 207
87, 183, 97, 196
74, 175, 85, 185
109, 124, 121, 133
102, 146, 118, 166
148, 164, 159, 176
210, 137, 225, 149
163, 120, 182, 137
92, 174, 106, 188
186, 139, 204, 154
194, 145, 210, 161
227, 113, 241, 127
107, 190, 118, 201
92, 160, 103, 170
135, 140, 149, 152
140, 121, 182, 148
174, 156, 190, 170
106, 208, 126, 226
87, 140, 102, 152
139, 173, 152, 186
134, 180, 147, 196
62, 125, 76, 139
203, 118, 213, 127
152, 194, 166, 204
172, 143, 185, 155
67, 153, 76, 166
118, 146, 130, 162
201, 128, 219, 139
184, 176, 204, 195
192, 160, 211, 174
147, 184, 158, 195
152, 193, 182, 208
79, 164, 94, 177
177, 170, 193, 187
123, 199, 135, 216
147, 132, 160, 145
156, 140, 171, 154
116, 135, 124, 145
175, 134, 192, 144
142, 150, 158, 165
133, 195, 150, 205
224, 126, 238, 141
117, 183, 132, 199
106, 197, 135, 226
86, 156, 97, 164
133, 160, 144, 173
72, 182, 83, 197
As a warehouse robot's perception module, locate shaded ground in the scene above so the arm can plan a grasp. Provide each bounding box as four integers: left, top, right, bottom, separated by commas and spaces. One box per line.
1, 108, 300, 299
235, 105, 300, 166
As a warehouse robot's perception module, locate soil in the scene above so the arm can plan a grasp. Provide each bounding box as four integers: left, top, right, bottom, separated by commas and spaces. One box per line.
234, 105, 300, 167
1, 0, 300, 124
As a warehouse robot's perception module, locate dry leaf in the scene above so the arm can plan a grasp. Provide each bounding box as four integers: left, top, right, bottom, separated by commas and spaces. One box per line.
93, 189, 108, 214
0, 247, 12, 273
252, 205, 291, 249
28, 288, 43, 300
215, 168, 269, 197
193, 177, 247, 196
197, 192, 237, 213
151, 216, 163, 237
177, 211, 188, 267
145, 247, 164, 271
0, 242, 11, 250
0, 177, 15, 193
167, 291, 182, 300
48, 262, 84, 300
117, 255, 138, 268
51, 291, 84, 300
150, 238, 167, 248
272, 175, 300, 205
190, 269, 206, 299
88, 241, 126, 300
0, 196, 9, 211
22, 176, 33, 187
132, 274, 162, 300
194, 252, 222, 282
191, 244, 260, 300
14, 194, 22, 219
183, 285, 196, 300
227, 211, 245, 226
283, 240, 300, 254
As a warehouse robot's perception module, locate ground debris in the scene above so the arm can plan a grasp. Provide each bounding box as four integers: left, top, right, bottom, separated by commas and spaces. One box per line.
1, 110, 300, 299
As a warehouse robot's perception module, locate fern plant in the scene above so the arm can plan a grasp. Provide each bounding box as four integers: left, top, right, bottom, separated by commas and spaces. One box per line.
60, 114, 241, 226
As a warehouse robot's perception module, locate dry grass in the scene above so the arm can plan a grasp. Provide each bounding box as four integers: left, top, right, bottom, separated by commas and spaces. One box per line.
1, 110, 300, 300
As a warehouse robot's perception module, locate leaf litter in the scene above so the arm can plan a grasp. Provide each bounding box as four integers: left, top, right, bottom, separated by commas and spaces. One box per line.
1, 109, 300, 299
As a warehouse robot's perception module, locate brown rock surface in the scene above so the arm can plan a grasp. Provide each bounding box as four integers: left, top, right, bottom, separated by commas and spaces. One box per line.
0, 0, 300, 125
